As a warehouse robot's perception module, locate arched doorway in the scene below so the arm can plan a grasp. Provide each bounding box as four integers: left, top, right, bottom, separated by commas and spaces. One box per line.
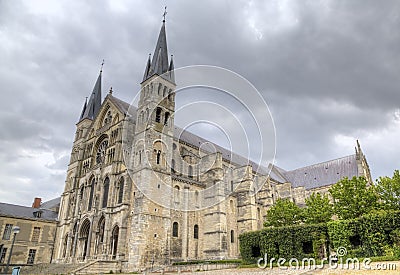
96, 216, 105, 255
111, 225, 119, 259
70, 222, 78, 257
79, 219, 91, 260
62, 234, 68, 258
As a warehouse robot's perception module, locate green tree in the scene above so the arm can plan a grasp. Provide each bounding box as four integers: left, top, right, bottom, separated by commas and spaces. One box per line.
304, 192, 333, 224
264, 198, 303, 227
376, 170, 400, 211
329, 176, 378, 220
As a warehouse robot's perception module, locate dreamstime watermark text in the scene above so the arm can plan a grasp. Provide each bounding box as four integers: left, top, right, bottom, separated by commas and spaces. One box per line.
257, 247, 397, 271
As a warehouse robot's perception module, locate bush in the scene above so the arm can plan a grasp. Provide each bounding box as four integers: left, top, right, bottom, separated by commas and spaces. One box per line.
240, 210, 400, 262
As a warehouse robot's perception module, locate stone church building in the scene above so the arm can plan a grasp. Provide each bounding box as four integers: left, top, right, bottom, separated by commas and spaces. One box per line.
53, 19, 371, 271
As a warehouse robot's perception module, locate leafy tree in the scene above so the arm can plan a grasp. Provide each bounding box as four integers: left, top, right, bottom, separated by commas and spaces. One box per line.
264, 198, 303, 227
376, 170, 400, 211
329, 176, 378, 220
304, 192, 333, 224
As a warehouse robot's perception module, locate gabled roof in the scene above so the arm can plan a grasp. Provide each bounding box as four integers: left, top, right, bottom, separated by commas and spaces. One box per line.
174, 126, 269, 174
107, 94, 133, 117
0, 202, 58, 221
282, 154, 359, 190
268, 164, 289, 183
40, 197, 61, 211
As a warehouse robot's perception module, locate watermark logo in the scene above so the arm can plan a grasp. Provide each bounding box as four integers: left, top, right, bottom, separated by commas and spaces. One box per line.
256, 247, 388, 271
122, 65, 276, 211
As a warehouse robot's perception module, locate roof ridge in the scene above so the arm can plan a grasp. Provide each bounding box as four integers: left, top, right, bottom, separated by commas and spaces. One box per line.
286, 154, 356, 173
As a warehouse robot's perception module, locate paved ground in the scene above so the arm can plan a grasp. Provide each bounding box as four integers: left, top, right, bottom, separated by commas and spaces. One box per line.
172, 261, 399, 275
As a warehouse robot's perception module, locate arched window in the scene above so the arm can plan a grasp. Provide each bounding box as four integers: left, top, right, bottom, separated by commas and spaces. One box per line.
118, 178, 124, 204
231, 230, 235, 243
156, 150, 161, 164
98, 216, 105, 243
158, 83, 162, 95
195, 191, 199, 206
174, 185, 180, 203
188, 165, 193, 179
164, 112, 170, 126
87, 178, 96, 211
171, 159, 175, 173
155, 107, 162, 123
102, 178, 110, 208
111, 225, 119, 259
194, 224, 199, 239
172, 222, 179, 237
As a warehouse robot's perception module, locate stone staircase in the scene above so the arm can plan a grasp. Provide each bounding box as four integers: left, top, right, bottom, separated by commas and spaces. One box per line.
18, 260, 123, 275
72, 260, 121, 274
19, 263, 83, 275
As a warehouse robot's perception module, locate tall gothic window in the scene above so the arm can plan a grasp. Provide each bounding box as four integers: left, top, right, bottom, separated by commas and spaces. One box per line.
87, 178, 95, 211
171, 159, 175, 173
188, 165, 193, 179
155, 107, 162, 123
164, 112, 170, 126
156, 150, 161, 164
231, 230, 235, 243
102, 178, 110, 208
194, 224, 199, 239
118, 178, 124, 204
172, 222, 179, 237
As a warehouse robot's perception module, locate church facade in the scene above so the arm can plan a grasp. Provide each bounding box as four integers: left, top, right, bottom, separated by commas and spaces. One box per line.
53, 19, 371, 271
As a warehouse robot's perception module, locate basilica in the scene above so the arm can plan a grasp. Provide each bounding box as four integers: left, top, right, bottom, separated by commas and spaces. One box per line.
52, 19, 371, 272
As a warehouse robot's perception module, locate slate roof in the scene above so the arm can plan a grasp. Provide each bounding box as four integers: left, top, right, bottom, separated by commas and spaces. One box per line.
108, 94, 133, 116
279, 154, 359, 190
0, 202, 58, 221
174, 126, 269, 174
40, 197, 61, 210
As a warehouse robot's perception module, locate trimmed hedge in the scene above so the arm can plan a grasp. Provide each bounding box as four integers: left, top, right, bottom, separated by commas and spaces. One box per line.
328, 210, 400, 258
239, 223, 328, 263
240, 210, 400, 263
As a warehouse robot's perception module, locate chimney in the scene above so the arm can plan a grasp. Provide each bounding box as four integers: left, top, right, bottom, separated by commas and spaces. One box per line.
32, 197, 41, 208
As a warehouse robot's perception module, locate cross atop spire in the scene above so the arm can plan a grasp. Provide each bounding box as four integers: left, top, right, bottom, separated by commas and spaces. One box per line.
100, 59, 105, 73
163, 6, 167, 22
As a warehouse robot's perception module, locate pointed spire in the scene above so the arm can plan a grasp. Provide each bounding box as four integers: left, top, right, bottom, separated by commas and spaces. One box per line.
142, 10, 175, 83
169, 54, 175, 83
79, 63, 103, 122
150, 20, 169, 75
142, 54, 152, 82
79, 97, 88, 120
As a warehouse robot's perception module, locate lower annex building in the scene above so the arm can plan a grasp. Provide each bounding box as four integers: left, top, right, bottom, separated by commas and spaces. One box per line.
51, 19, 372, 271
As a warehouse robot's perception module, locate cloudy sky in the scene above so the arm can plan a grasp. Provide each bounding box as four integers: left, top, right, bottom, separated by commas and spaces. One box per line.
1, 0, 399, 206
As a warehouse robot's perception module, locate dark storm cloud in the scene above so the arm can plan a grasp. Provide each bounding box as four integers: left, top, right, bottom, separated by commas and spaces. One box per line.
0, 0, 399, 205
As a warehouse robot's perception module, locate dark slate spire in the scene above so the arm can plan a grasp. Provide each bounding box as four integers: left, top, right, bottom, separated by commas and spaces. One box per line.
168, 54, 175, 83
142, 18, 174, 83
79, 97, 88, 120
142, 54, 152, 82
79, 68, 102, 121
